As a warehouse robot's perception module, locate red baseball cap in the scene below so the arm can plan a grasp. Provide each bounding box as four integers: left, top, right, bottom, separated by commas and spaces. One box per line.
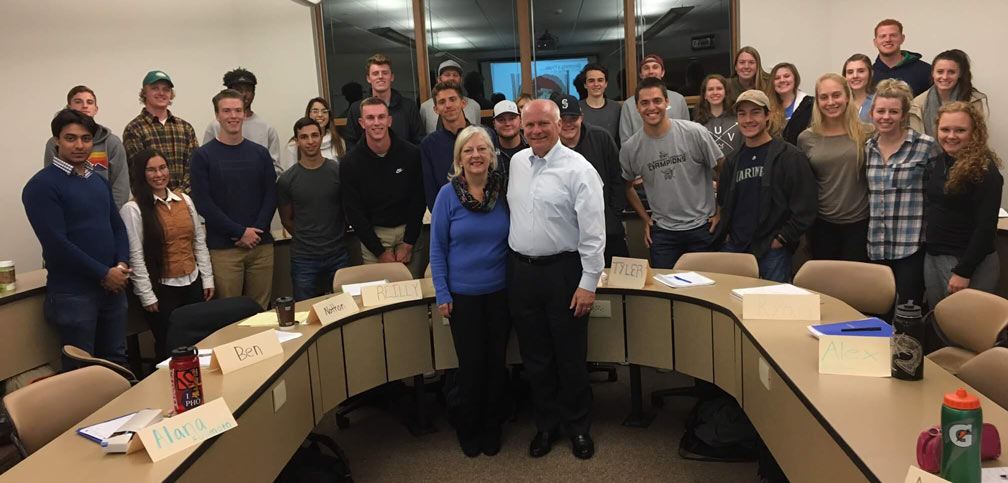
639, 54, 664, 71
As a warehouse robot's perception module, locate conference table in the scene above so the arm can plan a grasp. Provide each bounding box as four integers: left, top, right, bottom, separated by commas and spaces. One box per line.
3, 270, 1007, 483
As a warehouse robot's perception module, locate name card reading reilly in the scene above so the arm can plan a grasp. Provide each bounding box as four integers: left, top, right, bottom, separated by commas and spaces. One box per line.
818, 334, 890, 377
208, 329, 283, 374
138, 398, 238, 462
742, 293, 820, 320
608, 257, 649, 289
360, 280, 423, 307
305, 292, 359, 326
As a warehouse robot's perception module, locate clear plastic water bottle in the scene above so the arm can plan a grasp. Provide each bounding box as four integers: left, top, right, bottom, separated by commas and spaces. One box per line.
891, 300, 924, 380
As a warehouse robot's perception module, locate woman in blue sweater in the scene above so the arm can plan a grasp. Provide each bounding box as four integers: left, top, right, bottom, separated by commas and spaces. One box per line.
430, 125, 510, 457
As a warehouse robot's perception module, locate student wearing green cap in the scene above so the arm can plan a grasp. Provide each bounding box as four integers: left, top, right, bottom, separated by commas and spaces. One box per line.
122, 70, 200, 192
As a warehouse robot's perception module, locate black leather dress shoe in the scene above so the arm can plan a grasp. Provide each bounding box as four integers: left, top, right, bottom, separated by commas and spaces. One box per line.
570, 433, 595, 459
529, 431, 557, 457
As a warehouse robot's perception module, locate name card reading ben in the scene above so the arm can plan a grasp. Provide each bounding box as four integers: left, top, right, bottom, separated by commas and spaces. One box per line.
138, 398, 238, 462
361, 280, 423, 307
818, 335, 890, 377
306, 292, 359, 326
742, 293, 820, 320
608, 257, 649, 289
208, 329, 283, 374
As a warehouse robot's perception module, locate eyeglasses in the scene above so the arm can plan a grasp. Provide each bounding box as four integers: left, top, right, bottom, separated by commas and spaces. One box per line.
310, 109, 329, 115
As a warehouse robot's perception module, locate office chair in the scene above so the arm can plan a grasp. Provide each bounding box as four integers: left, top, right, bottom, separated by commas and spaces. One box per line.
928, 289, 1008, 374
164, 296, 262, 351
61, 345, 138, 385
955, 347, 1008, 409
793, 260, 896, 316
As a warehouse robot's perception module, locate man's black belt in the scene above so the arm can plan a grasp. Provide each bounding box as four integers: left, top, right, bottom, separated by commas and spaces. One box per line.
511, 250, 577, 266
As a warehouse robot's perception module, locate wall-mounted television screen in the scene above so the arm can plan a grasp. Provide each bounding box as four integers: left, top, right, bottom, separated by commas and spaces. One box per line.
488, 57, 590, 100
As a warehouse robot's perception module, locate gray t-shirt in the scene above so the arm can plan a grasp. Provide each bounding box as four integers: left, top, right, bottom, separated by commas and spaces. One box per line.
620, 120, 723, 231
580, 98, 621, 145
276, 158, 346, 258
619, 88, 691, 144
797, 129, 870, 223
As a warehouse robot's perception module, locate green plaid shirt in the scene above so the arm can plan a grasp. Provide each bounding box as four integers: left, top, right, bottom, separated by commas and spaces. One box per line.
122, 109, 199, 192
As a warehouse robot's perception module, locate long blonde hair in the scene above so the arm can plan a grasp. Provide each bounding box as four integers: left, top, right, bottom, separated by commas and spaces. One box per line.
810, 73, 872, 168
938, 101, 1002, 193
767, 63, 800, 136
450, 126, 497, 179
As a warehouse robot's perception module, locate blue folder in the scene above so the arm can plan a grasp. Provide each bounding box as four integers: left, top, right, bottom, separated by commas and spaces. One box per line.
807, 317, 892, 338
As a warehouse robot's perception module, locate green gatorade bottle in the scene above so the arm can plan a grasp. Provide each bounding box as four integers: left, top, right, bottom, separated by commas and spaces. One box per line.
940, 388, 982, 483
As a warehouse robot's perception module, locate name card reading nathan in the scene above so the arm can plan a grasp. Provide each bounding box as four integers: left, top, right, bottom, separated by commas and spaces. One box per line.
608, 257, 649, 289
138, 398, 238, 462
305, 292, 359, 326
208, 329, 283, 374
360, 280, 423, 307
742, 293, 820, 320
818, 335, 891, 377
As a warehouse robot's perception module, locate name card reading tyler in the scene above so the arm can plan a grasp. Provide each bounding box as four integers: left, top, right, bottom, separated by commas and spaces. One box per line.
305, 292, 359, 326
208, 329, 283, 374
138, 398, 238, 462
742, 293, 820, 320
360, 280, 423, 307
608, 257, 649, 289
818, 335, 891, 377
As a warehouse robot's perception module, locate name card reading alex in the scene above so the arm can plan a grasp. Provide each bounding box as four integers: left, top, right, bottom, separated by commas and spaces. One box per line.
138, 398, 238, 462
742, 293, 820, 320
361, 280, 423, 307
208, 329, 283, 374
305, 292, 359, 326
608, 257, 650, 289
818, 335, 890, 377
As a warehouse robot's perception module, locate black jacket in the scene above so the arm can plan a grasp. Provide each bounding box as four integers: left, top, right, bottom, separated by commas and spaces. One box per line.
714, 136, 817, 258
339, 132, 426, 258
343, 88, 425, 147
570, 123, 625, 236
782, 96, 814, 146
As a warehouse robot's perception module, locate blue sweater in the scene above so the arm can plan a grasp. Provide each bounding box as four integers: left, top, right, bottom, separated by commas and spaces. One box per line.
429, 183, 509, 305
22, 165, 129, 293
189, 139, 277, 249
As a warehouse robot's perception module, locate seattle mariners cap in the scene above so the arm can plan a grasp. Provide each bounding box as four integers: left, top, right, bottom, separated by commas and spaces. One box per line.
732, 89, 771, 110
493, 100, 519, 118
553, 94, 581, 117
438, 60, 463, 76
142, 70, 174, 87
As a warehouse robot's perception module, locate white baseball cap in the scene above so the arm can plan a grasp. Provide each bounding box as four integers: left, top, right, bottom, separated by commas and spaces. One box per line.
493, 100, 519, 118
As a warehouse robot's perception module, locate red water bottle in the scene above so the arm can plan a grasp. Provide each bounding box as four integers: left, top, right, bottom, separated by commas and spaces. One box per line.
170, 346, 203, 413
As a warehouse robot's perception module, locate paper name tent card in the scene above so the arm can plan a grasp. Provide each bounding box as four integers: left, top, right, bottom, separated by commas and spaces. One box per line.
808, 318, 892, 339
101, 409, 165, 454
341, 280, 388, 297
653, 272, 715, 288
731, 283, 811, 300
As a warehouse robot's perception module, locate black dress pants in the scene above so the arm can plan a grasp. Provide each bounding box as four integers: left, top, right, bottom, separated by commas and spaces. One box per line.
448, 289, 511, 443
143, 277, 204, 360
508, 251, 592, 435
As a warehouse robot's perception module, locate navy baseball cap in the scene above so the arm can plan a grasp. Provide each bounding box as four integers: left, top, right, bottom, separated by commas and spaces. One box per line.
554, 94, 581, 117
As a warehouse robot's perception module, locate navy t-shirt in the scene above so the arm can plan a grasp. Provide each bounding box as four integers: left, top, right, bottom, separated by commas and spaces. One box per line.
729, 141, 770, 251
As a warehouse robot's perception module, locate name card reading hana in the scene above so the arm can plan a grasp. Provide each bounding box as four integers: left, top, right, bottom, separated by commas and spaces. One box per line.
208, 329, 283, 374
360, 279, 423, 307
306, 292, 359, 326
742, 293, 820, 320
818, 335, 891, 377
608, 257, 649, 289
138, 398, 238, 462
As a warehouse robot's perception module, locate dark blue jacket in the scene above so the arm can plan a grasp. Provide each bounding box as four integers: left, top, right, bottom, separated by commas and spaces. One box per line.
419, 122, 497, 211
873, 51, 933, 97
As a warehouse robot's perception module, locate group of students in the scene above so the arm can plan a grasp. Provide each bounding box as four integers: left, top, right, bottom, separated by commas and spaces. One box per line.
21, 16, 1003, 464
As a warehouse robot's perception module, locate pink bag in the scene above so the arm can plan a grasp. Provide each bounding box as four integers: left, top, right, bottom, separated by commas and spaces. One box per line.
916, 424, 1001, 473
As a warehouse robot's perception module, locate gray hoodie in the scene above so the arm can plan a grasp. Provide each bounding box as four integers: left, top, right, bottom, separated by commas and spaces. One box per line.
43, 124, 131, 208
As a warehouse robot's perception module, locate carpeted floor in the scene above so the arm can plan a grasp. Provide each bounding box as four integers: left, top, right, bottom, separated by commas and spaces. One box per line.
314, 366, 761, 482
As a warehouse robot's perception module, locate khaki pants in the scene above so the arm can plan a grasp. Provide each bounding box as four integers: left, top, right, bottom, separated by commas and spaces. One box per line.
210, 244, 274, 309
360, 225, 427, 279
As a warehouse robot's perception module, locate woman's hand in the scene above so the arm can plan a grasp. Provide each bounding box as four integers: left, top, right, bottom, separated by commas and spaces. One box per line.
947, 274, 970, 295
437, 302, 453, 319
143, 302, 159, 312
203, 288, 215, 301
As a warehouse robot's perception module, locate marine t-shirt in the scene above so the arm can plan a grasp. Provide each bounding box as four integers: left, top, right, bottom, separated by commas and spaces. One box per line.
729, 141, 770, 250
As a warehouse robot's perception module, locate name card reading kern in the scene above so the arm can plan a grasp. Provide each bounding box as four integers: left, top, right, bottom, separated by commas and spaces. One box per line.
305, 292, 359, 326
208, 329, 283, 374
608, 257, 650, 289
138, 398, 238, 462
742, 293, 820, 320
360, 280, 423, 307
818, 335, 891, 377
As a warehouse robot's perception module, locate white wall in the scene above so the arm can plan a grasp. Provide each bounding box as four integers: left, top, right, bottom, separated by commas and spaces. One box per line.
2, 0, 319, 271
740, 0, 1008, 203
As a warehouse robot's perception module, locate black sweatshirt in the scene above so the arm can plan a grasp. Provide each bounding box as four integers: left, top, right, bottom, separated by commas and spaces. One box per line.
571, 123, 626, 236
340, 132, 426, 258
924, 153, 1003, 277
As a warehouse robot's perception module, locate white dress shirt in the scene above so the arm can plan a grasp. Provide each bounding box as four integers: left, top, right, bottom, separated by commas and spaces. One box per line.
507, 140, 606, 292
120, 191, 214, 307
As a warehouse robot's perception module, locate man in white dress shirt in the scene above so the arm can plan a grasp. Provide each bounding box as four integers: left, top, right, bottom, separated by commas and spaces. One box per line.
506, 99, 605, 460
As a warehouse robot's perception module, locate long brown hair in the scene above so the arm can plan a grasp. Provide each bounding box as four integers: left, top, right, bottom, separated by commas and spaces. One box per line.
767, 63, 800, 136
129, 149, 168, 286
732, 46, 770, 92
810, 73, 872, 169
842, 54, 875, 95
938, 101, 1001, 193
694, 74, 735, 125
300, 97, 346, 158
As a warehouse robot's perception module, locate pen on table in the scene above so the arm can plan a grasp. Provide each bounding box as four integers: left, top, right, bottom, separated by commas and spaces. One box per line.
840, 327, 882, 332
673, 275, 692, 284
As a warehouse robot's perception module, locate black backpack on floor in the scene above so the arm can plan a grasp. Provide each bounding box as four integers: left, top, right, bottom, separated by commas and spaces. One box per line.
275, 433, 352, 483
678, 390, 759, 462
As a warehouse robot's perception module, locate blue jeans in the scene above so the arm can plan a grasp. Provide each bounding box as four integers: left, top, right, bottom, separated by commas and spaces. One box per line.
44, 288, 128, 371
290, 250, 351, 301
649, 222, 715, 269
721, 240, 792, 283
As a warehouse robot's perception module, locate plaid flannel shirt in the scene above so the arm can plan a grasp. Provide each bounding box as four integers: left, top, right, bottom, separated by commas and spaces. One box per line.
865, 129, 936, 261
122, 109, 199, 193
51, 156, 95, 178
